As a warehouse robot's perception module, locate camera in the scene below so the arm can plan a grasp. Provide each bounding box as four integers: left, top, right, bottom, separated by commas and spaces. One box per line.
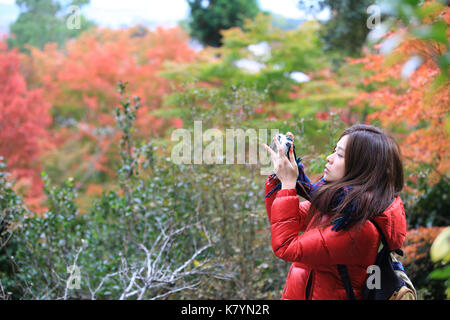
270, 133, 296, 158
267, 133, 311, 200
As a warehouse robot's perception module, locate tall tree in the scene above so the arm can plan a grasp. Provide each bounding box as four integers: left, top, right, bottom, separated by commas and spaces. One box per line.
298, 0, 375, 56
7, 0, 94, 52
187, 0, 259, 47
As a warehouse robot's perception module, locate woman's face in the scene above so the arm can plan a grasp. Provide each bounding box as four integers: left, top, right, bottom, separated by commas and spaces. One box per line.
324, 134, 348, 182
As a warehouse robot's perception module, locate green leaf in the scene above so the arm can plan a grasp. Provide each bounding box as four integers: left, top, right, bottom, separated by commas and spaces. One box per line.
429, 265, 450, 280
412, 21, 448, 44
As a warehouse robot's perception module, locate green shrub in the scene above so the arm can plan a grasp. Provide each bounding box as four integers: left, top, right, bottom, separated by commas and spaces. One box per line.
0, 83, 220, 299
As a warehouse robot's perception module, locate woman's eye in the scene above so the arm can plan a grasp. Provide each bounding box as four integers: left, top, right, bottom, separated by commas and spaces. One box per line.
334, 149, 343, 158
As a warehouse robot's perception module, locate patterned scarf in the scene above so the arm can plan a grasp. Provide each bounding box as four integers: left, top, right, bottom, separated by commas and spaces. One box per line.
265, 156, 356, 231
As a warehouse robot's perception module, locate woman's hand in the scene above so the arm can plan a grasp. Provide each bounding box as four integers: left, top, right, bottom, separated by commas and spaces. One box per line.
262, 132, 299, 189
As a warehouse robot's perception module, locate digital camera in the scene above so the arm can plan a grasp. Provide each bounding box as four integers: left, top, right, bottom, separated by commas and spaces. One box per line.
270, 133, 296, 158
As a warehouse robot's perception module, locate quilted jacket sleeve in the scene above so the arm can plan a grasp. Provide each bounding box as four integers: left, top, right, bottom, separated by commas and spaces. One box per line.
264, 174, 281, 222
269, 188, 379, 266
265, 176, 310, 233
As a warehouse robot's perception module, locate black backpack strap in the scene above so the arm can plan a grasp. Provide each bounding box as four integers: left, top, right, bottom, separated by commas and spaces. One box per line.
337, 264, 356, 300
337, 219, 381, 300
337, 219, 404, 300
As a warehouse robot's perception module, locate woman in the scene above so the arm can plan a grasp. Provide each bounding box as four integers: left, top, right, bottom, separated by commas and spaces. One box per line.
261, 124, 407, 300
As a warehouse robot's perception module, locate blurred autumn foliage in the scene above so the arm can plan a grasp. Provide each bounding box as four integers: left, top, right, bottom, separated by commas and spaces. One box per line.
400, 226, 448, 299
402, 227, 446, 265
0, 41, 51, 211
12, 26, 196, 211
349, 27, 449, 189
0, 0, 449, 300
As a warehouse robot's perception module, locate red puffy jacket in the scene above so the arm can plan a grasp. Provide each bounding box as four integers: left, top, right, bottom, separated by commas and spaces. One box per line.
265, 175, 407, 300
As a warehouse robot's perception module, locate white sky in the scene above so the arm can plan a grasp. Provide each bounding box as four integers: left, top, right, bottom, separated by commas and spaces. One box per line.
0, 0, 328, 29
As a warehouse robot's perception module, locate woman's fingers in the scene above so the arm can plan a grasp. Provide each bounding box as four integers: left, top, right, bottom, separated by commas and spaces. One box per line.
273, 136, 286, 159
262, 136, 299, 182
261, 143, 276, 159
261, 143, 279, 169
289, 146, 298, 169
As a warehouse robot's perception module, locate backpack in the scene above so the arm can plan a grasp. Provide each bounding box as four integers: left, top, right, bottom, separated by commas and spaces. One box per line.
337, 219, 417, 300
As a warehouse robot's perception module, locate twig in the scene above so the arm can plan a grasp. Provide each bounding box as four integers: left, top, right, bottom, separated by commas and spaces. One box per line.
63, 245, 84, 300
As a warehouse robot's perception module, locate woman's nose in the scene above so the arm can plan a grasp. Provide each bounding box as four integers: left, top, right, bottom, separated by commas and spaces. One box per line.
326, 154, 333, 163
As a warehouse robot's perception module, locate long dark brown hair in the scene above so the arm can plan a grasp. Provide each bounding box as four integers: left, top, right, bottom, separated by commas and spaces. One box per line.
307, 124, 404, 230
